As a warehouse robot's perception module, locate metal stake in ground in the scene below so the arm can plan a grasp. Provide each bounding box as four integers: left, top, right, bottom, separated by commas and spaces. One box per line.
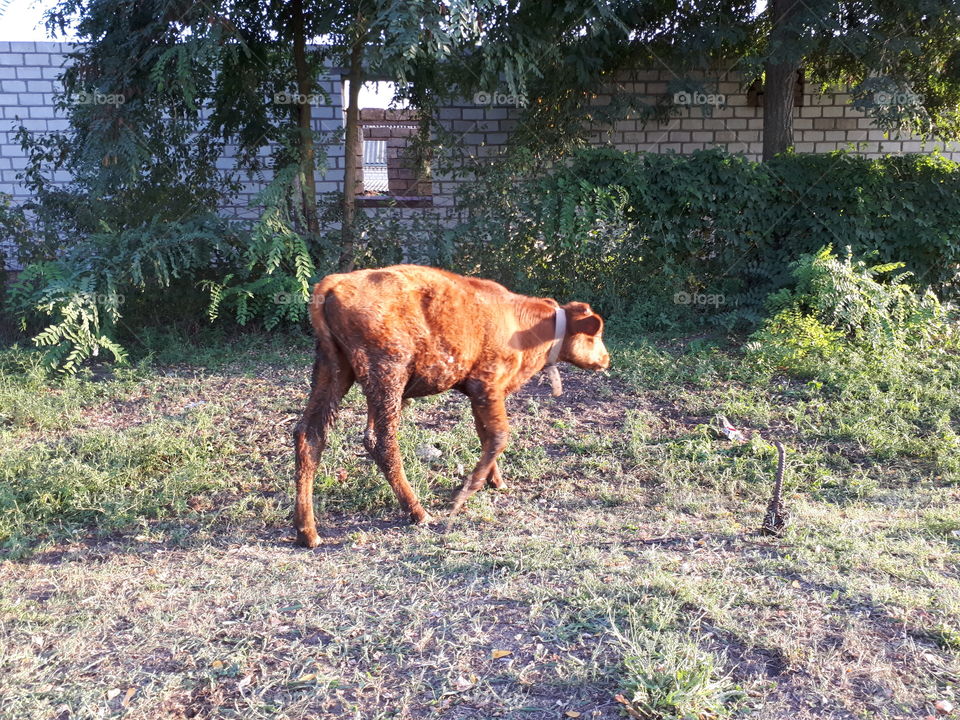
760, 440, 788, 536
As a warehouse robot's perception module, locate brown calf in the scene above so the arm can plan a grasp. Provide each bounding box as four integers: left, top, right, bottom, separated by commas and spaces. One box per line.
293, 265, 610, 547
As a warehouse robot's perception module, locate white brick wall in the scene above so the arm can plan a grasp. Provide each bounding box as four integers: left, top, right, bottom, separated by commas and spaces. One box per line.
577, 71, 960, 159
2, 42, 959, 218
0, 41, 72, 199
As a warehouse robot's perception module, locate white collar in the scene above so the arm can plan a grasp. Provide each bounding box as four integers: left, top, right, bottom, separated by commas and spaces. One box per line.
547, 306, 565, 365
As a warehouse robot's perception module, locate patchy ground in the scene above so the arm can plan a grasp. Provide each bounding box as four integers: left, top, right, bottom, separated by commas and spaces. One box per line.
1, 333, 958, 719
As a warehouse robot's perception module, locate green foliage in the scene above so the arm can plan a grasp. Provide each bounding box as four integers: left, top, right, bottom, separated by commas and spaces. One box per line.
748, 246, 957, 380
201, 167, 322, 330
8, 215, 236, 371
0, 416, 227, 552
745, 309, 845, 376
11, 261, 128, 371
611, 599, 742, 720
0, 193, 31, 262
453, 147, 960, 330
768, 245, 953, 345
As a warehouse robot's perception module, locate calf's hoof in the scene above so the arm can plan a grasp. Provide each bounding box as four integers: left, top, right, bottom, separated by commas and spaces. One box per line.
410, 507, 433, 525
486, 465, 507, 490
296, 529, 322, 548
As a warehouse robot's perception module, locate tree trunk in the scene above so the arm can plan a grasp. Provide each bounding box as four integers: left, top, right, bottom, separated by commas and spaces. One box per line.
291, 0, 319, 235
416, 96, 432, 193
339, 35, 364, 272
762, 0, 801, 162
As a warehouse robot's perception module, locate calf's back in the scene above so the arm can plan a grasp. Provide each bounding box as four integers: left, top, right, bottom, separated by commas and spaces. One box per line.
313, 265, 545, 397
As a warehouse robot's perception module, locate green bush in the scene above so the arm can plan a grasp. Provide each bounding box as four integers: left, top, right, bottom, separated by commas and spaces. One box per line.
452, 147, 960, 329
9, 144, 960, 371
8, 214, 244, 371
5, 166, 332, 372
747, 246, 957, 381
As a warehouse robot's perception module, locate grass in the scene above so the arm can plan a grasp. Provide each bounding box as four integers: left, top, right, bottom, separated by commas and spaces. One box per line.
1, 326, 958, 719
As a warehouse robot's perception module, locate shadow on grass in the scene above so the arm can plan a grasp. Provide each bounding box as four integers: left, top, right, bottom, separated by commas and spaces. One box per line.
7, 504, 454, 564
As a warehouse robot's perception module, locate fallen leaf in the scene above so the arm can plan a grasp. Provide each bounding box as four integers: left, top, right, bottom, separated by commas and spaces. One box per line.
121, 687, 137, 707
491, 649, 512, 659
295, 673, 317, 684
566, 712, 581, 718
106, 688, 121, 701
211, 660, 225, 670
237, 674, 255, 690
453, 675, 473, 692
614, 694, 644, 720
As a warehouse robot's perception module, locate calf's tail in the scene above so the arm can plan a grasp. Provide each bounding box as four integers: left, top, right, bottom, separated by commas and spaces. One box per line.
309, 278, 344, 370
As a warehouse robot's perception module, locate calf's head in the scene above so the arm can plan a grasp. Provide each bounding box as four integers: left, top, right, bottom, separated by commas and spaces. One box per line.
560, 302, 610, 371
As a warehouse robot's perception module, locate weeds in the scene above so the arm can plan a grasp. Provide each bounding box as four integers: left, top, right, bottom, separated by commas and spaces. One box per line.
611, 602, 743, 720
1, 312, 959, 718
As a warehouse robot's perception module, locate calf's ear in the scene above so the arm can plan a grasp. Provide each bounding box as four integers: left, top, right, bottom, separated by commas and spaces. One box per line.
571, 314, 602, 336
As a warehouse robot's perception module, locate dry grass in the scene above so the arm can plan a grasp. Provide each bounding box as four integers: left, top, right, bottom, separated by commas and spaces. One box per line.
1, 332, 958, 719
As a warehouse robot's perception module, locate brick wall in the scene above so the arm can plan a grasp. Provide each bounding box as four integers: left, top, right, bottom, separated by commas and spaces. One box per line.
0, 41, 73, 199
0, 41, 347, 217
583, 71, 960, 156
3, 42, 960, 222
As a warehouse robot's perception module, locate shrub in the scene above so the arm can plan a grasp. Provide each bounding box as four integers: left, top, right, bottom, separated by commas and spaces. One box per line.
747, 246, 957, 381
8, 214, 242, 371
452, 147, 960, 330
7, 167, 340, 371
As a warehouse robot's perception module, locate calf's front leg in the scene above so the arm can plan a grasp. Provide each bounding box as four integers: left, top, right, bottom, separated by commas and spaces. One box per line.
471, 400, 506, 489
447, 395, 509, 530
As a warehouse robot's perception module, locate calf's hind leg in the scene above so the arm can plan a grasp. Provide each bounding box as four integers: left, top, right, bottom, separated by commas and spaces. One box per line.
293, 350, 354, 548
361, 375, 433, 525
